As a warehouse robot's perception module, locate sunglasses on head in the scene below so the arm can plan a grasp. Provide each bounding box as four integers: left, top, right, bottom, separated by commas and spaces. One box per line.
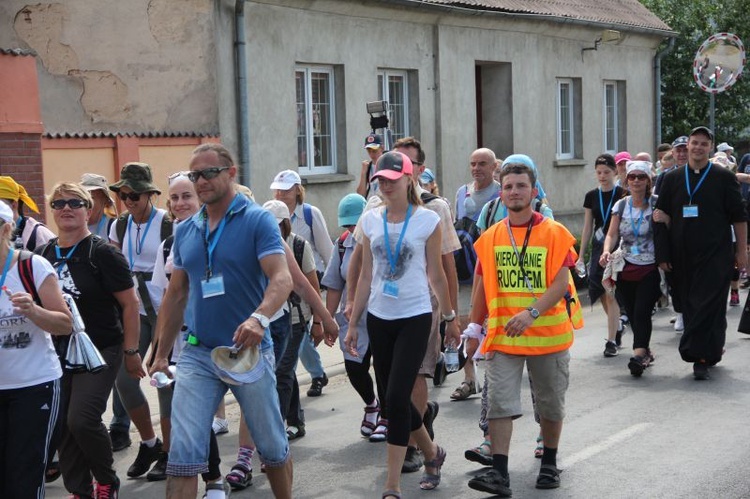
168, 171, 191, 184
627, 173, 649, 181
51, 198, 88, 210
118, 191, 144, 202
187, 166, 230, 183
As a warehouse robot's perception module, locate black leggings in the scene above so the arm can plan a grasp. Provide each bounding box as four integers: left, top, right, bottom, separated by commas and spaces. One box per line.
367, 312, 432, 447
344, 347, 380, 410
615, 269, 662, 351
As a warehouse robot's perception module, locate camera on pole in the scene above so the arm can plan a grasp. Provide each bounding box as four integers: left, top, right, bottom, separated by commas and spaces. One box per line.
367, 100, 391, 151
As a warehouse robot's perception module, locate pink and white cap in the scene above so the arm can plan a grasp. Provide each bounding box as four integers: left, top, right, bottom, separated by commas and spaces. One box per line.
371, 151, 413, 181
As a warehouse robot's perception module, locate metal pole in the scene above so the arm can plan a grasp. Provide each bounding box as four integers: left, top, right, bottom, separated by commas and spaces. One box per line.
709, 93, 715, 137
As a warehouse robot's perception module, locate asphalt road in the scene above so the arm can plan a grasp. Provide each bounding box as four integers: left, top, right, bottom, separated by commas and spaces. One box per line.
46, 292, 750, 498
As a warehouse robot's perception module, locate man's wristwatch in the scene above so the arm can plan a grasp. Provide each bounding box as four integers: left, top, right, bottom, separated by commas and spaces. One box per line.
251, 312, 271, 328
526, 307, 540, 319
124, 348, 138, 356
441, 310, 457, 322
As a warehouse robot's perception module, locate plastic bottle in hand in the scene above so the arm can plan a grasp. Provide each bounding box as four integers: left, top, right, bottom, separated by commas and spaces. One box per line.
575, 260, 587, 278
150, 365, 177, 388
445, 343, 460, 373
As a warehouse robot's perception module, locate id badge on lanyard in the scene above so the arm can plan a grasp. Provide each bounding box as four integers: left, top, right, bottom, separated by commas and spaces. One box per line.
201, 274, 225, 298
383, 280, 399, 298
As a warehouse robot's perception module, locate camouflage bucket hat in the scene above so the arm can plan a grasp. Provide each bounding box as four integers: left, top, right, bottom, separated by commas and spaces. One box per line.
109, 162, 161, 194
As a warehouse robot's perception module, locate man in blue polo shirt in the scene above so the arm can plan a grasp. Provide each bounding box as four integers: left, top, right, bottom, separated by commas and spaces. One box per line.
151, 143, 293, 498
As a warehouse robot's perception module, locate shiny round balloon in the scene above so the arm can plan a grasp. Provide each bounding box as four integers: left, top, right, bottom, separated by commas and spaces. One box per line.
693, 33, 745, 94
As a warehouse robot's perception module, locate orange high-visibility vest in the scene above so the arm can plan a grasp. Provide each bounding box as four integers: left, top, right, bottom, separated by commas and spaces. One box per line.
475, 217, 581, 356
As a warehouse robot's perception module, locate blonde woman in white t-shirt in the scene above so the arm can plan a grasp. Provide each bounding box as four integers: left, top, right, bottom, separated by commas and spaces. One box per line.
346, 151, 460, 499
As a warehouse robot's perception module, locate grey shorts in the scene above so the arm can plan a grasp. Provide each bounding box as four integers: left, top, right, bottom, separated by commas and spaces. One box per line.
418, 295, 441, 377
486, 349, 570, 421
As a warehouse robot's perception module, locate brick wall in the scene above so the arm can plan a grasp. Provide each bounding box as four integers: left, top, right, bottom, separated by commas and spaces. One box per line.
0, 132, 46, 222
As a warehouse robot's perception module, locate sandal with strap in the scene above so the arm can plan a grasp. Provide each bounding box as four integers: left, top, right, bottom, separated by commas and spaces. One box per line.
225, 464, 252, 490
535, 464, 561, 489
450, 380, 477, 401
464, 440, 492, 466
202, 481, 231, 498
360, 403, 380, 437
419, 445, 447, 490
382, 490, 401, 498
534, 435, 544, 458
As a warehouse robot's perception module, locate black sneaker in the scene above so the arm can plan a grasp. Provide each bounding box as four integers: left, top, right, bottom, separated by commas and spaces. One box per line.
423, 400, 439, 441
307, 373, 328, 397
95, 475, 120, 499
146, 451, 168, 481
615, 321, 625, 347
402, 446, 423, 473
693, 362, 710, 380
127, 438, 163, 478
468, 468, 512, 497
433, 354, 447, 387
109, 430, 132, 452
604, 340, 618, 357
628, 356, 646, 377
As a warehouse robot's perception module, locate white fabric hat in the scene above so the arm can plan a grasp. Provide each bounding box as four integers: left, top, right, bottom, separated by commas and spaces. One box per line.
625, 161, 651, 175
0, 201, 13, 224
81, 173, 115, 206
717, 142, 733, 152
210, 345, 263, 386
269, 170, 302, 190
262, 200, 290, 222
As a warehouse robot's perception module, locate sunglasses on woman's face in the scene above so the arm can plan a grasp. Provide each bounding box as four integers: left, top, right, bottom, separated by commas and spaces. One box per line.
187, 166, 230, 183
627, 173, 649, 181
51, 198, 88, 210
118, 191, 143, 202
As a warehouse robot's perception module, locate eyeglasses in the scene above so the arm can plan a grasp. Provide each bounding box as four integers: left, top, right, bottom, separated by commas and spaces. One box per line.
187, 167, 230, 183
51, 198, 88, 210
168, 171, 190, 184
118, 191, 144, 202
627, 173, 649, 181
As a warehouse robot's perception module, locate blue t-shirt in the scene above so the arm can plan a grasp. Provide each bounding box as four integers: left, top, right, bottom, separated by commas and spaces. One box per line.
173, 194, 285, 350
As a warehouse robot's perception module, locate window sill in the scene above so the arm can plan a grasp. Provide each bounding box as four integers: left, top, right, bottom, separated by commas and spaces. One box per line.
301, 173, 356, 185
554, 159, 587, 168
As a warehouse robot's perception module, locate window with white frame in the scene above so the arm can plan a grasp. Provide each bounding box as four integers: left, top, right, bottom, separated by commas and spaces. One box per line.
556, 79, 575, 159
296, 65, 336, 174
377, 70, 409, 142
604, 81, 618, 153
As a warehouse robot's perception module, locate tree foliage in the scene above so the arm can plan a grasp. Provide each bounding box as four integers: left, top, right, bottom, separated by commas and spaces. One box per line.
640, 0, 750, 147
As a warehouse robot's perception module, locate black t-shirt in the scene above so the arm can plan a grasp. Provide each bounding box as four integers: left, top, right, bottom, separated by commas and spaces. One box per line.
39, 235, 134, 350
583, 186, 625, 232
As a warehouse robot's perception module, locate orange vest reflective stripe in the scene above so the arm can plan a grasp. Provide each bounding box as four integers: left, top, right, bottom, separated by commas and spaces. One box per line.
475, 217, 581, 356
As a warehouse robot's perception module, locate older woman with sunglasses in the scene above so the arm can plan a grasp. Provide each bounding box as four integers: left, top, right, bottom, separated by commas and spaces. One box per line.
37, 182, 142, 498
106, 162, 170, 478
0, 199, 72, 499
600, 161, 662, 377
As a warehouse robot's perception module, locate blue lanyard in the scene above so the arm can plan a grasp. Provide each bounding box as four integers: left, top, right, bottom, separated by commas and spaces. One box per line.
127, 208, 156, 270
628, 198, 645, 241
684, 162, 713, 205
0, 248, 15, 290
54, 241, 81, 277
598, 187, 616, 228
382, 204, 413, 275
202, 196, 240, 278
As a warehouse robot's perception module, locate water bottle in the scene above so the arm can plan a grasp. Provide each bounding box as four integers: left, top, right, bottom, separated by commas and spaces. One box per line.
445, 343, 459, 373
575, 260, 587, 279
150, 366, 177, 388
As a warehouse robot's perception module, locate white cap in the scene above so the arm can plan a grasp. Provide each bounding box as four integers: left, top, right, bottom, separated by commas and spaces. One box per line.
0, 201, 13, 224
269, 170, 302, 190
625, 160, 651, 175
717, 142, 733, 152
262, 200, 290, 223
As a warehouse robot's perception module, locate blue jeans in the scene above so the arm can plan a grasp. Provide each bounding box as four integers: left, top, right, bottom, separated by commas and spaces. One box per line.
269, 311, 291, 369
298, 328, 325, 379
166, 343, 288, 477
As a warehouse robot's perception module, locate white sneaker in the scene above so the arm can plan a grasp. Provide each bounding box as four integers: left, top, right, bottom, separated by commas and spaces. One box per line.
212, 417, 229, 435
674, 313, 684, 332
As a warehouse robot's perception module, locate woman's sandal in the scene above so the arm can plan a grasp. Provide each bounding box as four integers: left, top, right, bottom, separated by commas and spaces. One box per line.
360, 403, 380, 437
382, 490, 401, 498
535, 464, 561, 489
464, 440, 492, 466
225, 464, 253, 490
534, 435, 544, 458
419, 445, 447, 490
450, 380, 477, 400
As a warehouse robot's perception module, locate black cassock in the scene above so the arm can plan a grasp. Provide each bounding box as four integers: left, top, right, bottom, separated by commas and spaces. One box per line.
654, 162, 746, 364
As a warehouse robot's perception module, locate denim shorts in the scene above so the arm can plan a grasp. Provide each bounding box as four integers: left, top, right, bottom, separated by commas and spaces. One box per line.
166, 343, 289, 477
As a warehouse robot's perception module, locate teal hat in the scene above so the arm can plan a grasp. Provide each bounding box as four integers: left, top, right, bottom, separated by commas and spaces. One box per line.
338, 193, 367, 227
502, 154, 537, 173
419, 168, 436, 184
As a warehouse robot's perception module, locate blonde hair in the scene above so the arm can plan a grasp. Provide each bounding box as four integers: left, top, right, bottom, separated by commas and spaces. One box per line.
296, 185, 305, 204
407, 179, 422, 206
47, 182, 93, 209
0, 219, 15, 248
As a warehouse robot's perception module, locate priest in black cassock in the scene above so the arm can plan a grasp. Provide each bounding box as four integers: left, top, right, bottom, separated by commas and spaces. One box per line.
653, 126, 747, 380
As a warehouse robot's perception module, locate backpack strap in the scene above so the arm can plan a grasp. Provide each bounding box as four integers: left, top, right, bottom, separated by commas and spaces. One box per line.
455, 184, 468, 220
420, 192, 439, 204
160, 215, 173, 241
302, 203, 315, 246
337, 231, 348, 273
484, 198, 502, 231
162, 234, 175, 266
292, 234, 306, 268
17, 250, 41, 305
27, 222, 43, 251
115, 213, 129, 244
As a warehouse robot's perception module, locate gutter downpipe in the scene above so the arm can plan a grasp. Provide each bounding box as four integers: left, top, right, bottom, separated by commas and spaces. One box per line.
235, 0, 251, 187
654, 36, 676, 146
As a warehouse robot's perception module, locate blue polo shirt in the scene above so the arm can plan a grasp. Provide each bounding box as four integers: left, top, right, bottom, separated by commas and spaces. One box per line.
172, 193, 285, 350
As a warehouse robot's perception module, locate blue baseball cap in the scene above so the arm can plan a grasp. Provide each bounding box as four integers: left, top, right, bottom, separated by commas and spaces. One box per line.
502, 154, 538, 173
338, 193, 367, 227
671, 136, 688, 148
364, 133, 383, 149
419, 168, 435, 185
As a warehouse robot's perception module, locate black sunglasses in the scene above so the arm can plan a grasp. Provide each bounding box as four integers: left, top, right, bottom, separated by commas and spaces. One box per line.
51, 198, 88, 210
118, 191, 144, 202
187, 167, 230, 183
627, 173, 649, 181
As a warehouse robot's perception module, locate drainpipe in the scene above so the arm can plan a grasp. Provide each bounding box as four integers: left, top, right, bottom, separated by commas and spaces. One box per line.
654, 36, 676, 146
235, 0, 251, 187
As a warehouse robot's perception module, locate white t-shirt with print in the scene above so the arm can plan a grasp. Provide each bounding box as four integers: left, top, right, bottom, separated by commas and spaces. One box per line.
0, 255, 63, 389
360, 206, 440, 320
